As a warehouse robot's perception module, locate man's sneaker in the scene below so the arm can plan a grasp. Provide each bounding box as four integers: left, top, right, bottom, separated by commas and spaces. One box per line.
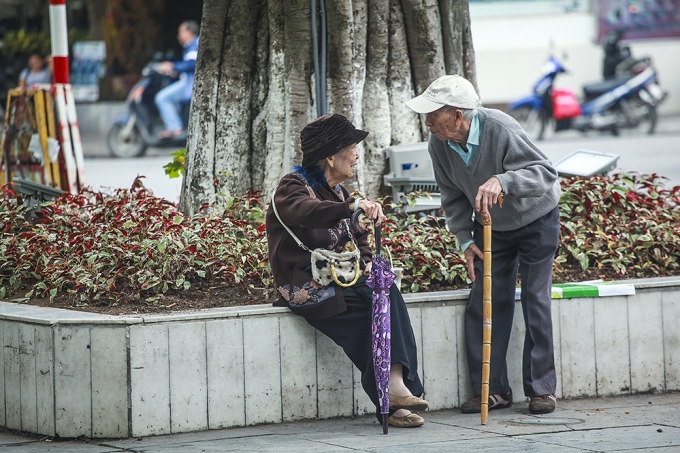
529, 394, 556, 414
460, 389, 513, 414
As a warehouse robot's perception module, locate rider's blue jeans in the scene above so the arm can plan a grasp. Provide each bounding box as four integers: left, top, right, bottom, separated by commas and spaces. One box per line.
154, 80, 185, 132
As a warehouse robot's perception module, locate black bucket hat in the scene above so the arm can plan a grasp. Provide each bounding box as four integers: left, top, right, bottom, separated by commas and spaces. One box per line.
300, 114, 369, 168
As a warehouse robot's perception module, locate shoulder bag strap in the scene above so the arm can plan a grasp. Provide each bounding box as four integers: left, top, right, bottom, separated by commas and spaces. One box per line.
270, 190, 311, 252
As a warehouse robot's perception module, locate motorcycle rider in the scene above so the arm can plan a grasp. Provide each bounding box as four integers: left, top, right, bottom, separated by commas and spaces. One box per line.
155, 20, 199, 139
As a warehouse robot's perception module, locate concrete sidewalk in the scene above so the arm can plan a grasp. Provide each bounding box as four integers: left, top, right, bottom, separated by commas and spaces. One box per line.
1, 393, 679, 452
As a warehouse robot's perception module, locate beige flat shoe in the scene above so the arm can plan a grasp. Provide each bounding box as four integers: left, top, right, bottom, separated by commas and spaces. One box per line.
388, 394, 429, 411
158, 129, 184, 139
387, 413, 425, 428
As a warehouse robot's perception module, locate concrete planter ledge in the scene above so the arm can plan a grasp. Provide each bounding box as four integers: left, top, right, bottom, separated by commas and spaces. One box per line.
1, 277, 679, 439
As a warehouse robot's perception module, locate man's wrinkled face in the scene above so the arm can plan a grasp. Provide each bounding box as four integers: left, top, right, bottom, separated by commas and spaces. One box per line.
425, 107, 467, 143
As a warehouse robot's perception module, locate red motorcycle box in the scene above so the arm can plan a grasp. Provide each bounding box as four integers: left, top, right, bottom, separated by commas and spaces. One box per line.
552, 88, 582, 120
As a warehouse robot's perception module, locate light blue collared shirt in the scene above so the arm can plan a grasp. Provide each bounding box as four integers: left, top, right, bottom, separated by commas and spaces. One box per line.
447, 114, 480, 167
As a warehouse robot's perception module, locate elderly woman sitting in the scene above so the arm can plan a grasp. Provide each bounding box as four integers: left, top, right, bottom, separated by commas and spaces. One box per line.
266, 113, 428, 428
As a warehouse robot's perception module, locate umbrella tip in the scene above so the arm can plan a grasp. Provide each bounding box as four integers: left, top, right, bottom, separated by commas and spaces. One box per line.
382, 415, 389, 434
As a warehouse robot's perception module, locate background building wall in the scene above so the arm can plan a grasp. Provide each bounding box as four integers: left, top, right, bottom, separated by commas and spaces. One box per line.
471, 9, 680, 115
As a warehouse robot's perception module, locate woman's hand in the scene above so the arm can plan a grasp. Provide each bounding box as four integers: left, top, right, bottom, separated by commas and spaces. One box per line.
363, 261, 372, 276
358, 199, 387, 226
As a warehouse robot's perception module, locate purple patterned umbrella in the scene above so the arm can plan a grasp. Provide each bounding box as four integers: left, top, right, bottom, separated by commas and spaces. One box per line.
365, 222, 395, 435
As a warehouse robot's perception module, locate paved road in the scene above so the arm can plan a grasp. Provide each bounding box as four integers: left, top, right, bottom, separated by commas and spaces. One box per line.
2, 393, 679, 452
83, 152, 184, 203
537, 116, 680, 189
81, 115, 680, 203
80, 132, 183, 203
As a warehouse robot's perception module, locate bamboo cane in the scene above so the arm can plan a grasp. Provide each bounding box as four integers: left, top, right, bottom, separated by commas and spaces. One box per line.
481, 193, 503, 425
480, 210, 492, 425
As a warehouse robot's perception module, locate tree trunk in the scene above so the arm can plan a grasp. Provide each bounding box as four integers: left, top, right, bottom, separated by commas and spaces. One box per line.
259, 0, 288, 199
361, 0, 391, 198
181, 0, 476, 213
459, 1, 478, 92
179, 0, 229, 215
212, 0, 262, 200
439, 0, 478, 90
399, 0, 446, 93
387, 0, 422, 147
249, 6, 271, 195
282, 0, 314, 170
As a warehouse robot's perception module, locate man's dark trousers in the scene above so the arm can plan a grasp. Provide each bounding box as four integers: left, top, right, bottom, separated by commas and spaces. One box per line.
465, 207, 560, 398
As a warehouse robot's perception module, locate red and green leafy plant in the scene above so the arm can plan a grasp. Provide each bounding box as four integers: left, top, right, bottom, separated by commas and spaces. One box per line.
0, 178, 269, 304
380, 201, 467, 293
1, 173, 679, 306
555, 172, 680, 280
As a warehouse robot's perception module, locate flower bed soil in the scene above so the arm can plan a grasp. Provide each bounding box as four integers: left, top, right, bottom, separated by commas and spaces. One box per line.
8, 282, 280, 316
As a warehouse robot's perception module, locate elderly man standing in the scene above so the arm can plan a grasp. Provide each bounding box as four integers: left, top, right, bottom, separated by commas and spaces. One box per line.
406, 75, 561, 414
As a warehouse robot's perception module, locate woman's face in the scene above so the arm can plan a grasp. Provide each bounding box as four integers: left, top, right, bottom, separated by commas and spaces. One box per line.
29, 55, 45, 71
328, 143, 359, 182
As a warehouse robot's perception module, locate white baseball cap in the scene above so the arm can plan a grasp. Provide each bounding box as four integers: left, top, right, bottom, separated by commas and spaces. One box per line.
406, 74, 479, 114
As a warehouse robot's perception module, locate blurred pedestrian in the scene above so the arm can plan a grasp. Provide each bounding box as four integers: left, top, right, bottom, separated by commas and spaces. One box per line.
155, 20, 199, 139
406, 74, 561, 415
18, 53, 52, 89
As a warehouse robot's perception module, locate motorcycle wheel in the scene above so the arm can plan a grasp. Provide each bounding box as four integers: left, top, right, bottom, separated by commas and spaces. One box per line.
107, 123, 148, 158
632, 96, 658, 135
507, 106, 547, 140
614, 96, 657, 135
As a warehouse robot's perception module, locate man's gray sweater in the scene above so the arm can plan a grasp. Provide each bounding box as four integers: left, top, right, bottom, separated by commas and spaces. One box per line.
428, 108, 561, 247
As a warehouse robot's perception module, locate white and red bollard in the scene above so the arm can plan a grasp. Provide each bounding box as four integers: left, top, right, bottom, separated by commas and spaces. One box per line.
49, 0, 70, 84
48, 0, 87, 192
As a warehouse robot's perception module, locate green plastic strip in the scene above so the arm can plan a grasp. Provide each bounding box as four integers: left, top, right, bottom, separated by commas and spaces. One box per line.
516, 282, 636, 300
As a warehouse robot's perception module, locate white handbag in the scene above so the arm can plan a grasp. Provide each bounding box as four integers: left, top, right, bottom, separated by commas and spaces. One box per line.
271, 194, 361, 288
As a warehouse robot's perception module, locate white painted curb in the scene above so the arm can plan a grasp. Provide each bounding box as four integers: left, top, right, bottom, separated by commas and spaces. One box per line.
1, 276, 679, 438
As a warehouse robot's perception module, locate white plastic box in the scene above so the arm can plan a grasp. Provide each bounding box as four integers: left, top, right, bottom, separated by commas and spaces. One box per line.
554, 149, 620, 177
383, 142, 442, 212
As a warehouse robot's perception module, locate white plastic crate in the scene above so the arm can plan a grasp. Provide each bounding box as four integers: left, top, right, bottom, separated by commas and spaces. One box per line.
383, 142, 441, 212
383, 142, 434, 180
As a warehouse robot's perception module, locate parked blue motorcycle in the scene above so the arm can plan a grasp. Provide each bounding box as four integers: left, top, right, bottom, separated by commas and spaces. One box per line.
507, 55, 667, 140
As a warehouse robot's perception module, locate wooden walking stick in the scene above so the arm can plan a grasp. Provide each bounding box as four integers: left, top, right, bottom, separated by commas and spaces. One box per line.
481, 193, 503, 425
